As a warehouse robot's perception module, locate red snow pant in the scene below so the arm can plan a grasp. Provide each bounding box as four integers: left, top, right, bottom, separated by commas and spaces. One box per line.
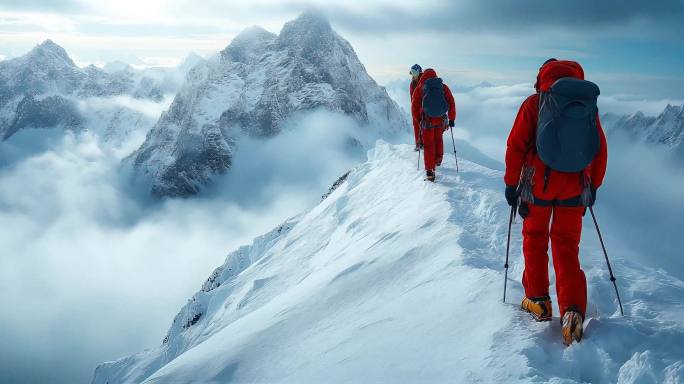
522, 204, 587, 318
422, 128, 444, 171
414, 124, 421, 147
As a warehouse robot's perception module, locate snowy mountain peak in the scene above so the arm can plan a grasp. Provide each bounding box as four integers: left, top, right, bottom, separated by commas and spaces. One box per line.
280, 10, 331, 36
663, 103, 684, 118
232, 25, 276, 43
29, 39, 76, 67
277, 10, 335, 50
127, 12, 407, 198
221, 26, 276, 63
37, 38, 63, 50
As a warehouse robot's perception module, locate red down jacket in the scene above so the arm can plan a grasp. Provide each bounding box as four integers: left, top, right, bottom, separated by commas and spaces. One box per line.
411, 68, 456, 144
504, 60, 608, 201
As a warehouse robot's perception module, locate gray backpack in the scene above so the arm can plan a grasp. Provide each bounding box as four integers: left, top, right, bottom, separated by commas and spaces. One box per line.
422, 78, 449, 118
537, 77, 600, 172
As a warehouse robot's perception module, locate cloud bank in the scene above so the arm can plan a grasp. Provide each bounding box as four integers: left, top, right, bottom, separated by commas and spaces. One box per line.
0, 106, 377, 383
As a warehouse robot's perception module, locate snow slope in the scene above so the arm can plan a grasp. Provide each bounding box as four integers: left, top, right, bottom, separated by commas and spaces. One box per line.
94, 142, 684, 383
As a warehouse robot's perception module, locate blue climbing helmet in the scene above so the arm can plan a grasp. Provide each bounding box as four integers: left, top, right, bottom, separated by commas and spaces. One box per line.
410, 64, 422, 77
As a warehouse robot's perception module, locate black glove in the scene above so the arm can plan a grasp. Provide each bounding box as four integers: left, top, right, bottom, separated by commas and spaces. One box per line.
518, 202, 530, 218
505, 185, 518, 206
448, 120, 455, 128
589, 186, 597, 207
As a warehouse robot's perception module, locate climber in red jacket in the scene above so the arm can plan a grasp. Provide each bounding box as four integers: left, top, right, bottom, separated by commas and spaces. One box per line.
504, 59, 608, 345
409, 64, 424, 150
411, 68, 456, 182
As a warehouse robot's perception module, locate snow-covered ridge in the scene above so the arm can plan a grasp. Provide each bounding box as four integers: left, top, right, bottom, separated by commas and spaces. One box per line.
127, 11, 408, 198
94, 142, 684, 383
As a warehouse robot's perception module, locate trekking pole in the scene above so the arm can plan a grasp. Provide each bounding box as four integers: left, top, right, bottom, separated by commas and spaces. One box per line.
417, 128, 423, 171
449, 126, 459, 173
503, 204, 516, 303
417, 147, 420, 170
589, 206, 624, 316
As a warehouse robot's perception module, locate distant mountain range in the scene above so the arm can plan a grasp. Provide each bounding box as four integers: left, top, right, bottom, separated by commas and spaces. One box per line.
603, 103, 684, 158
0, 39, 199, 144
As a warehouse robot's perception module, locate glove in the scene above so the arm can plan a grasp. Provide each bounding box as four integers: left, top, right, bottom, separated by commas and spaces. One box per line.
518, 202, 530, 218
505, 185, 518, 206
448, 120, 455, 128
589, 186, 597, 207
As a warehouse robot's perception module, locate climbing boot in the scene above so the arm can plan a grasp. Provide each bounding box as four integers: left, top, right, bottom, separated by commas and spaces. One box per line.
426, 170, 436, 182
521, 295, 552, 322
561, 309, 584, 346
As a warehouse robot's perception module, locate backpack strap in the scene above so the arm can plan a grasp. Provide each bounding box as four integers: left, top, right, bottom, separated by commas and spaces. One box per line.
522, 93, 541, 165
533, 195, 583, 207
580, 171, 593, 207
543, 165, 551, 193
533, 171, 592, 207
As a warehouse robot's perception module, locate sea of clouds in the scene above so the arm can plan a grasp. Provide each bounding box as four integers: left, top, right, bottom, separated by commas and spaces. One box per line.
0, 96, 375, 383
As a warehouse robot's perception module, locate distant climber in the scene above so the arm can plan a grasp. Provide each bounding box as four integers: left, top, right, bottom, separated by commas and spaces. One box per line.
409, 64, 423, 98
504, 58, 608, 345
409, 64, 424, 151
411, 68, 456, 182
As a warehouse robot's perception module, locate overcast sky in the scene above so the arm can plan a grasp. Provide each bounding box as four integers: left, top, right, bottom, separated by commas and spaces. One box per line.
0, 0, 683, 98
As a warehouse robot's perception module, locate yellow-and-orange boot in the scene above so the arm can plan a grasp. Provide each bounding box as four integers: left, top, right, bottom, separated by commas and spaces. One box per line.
521, 295, 552, 322
426, 170, 436, 182
561, 309, 584, 346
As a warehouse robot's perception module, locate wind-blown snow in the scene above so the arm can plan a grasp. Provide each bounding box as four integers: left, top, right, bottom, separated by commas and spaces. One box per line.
94, 142, 684, 384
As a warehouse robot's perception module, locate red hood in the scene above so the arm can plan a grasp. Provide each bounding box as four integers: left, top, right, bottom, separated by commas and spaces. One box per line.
536, 60, 584, 92
417, 68, 438, 87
